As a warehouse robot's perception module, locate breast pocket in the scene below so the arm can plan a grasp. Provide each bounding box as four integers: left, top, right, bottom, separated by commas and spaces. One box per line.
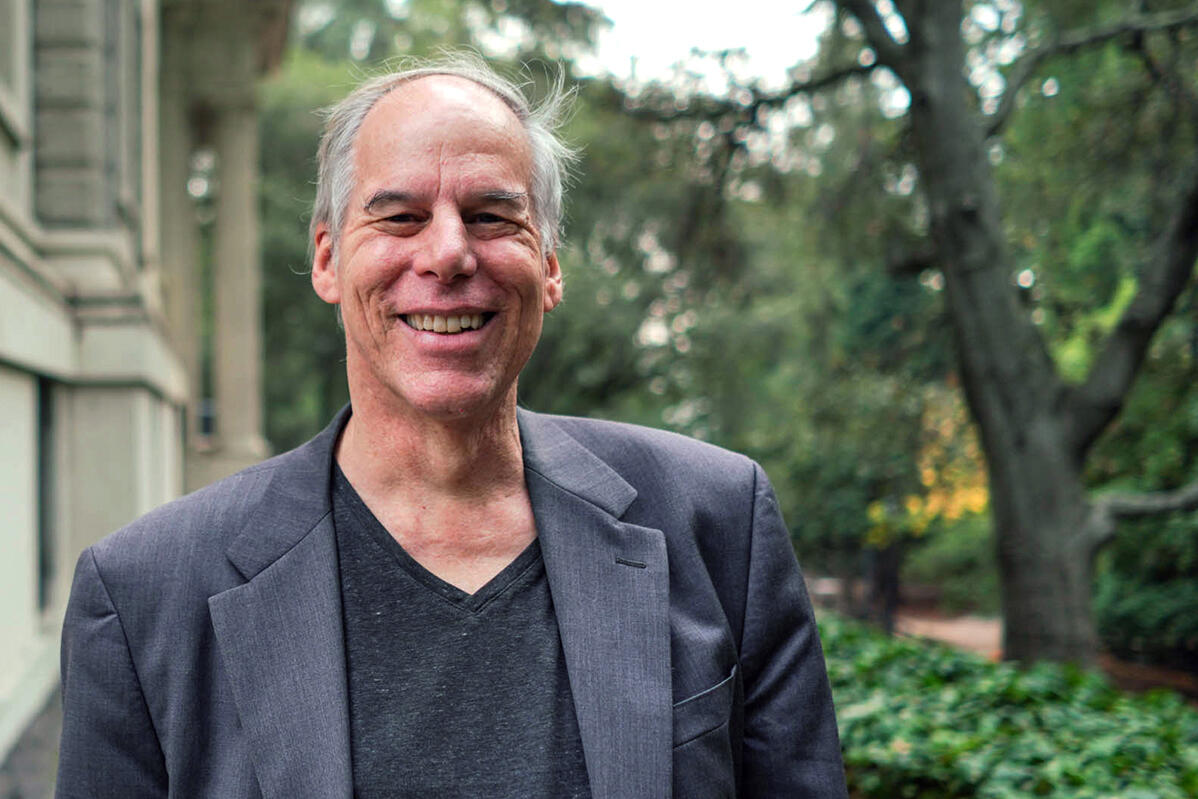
672, 666, 737, 798
673, 665, 736, 747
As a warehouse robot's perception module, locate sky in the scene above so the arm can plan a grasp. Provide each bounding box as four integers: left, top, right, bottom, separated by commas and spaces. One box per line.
574, 0, 832, 89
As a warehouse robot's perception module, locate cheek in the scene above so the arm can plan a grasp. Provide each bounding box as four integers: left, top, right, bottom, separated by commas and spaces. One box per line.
344, 242, 409, 301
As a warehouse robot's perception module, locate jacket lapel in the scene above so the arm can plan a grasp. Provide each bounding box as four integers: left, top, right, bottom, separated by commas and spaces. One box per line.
208, 411, 353, 799
519, 410, 673, 799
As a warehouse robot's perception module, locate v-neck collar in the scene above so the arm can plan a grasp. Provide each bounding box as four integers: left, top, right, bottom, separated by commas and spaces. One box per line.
333, 463, 543, 613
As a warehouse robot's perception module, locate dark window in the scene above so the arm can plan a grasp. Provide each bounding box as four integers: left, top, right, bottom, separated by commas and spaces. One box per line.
36, 376, 55, 611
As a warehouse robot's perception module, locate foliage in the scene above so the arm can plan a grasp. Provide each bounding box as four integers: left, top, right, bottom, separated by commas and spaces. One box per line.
996, 0, 1198, 387
1095, 571, 1198, 670
902, 511, 1000, 615
1083, 285, 1198, 667
1093, 512, 1198, 670
821, 613, 1198, 798
259, 51, 355, 451
293, 0, 606, 64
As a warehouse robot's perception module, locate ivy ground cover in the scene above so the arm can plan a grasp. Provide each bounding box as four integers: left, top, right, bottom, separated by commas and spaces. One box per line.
820, 614, 1198, 798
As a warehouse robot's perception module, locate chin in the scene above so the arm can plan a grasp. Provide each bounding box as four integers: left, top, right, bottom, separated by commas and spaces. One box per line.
393, 377, 514, 422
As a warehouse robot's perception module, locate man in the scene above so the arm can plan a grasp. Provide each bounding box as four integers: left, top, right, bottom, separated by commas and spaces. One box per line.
56, 57, 847, 798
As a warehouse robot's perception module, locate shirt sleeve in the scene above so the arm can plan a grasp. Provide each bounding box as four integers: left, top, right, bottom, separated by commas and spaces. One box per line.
738, 463, 848, 798
56, 548, 168, 798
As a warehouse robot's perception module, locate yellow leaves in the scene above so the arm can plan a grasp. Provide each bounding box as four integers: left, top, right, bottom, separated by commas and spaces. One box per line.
864, 386, 991, 549
914, 384, 989, 524
865, 525, 891, 549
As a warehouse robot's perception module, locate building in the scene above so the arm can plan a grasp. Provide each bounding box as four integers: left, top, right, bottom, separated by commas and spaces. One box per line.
0, 0, 289, 768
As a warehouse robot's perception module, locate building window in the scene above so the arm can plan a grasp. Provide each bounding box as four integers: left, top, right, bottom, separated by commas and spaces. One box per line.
36, 377, 56, 612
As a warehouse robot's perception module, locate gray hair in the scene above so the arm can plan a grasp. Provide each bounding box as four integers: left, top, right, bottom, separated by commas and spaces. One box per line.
310, 54, 576, 259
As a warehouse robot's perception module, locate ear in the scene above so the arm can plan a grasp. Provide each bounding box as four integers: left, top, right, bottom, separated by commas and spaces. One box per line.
543, 251, 563, 312
311, 225, 341, 305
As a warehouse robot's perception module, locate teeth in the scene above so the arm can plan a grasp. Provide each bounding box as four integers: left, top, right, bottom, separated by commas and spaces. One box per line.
405, 313, 486, 333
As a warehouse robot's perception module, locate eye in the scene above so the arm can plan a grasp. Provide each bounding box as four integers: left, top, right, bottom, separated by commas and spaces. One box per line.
470, 212, 508, 224
374, 211, 427, 235
467, 212, 521, 238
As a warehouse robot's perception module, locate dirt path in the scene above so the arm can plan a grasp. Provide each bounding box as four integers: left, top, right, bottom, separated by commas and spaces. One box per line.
895, 612, 1002, 660
893, 609, 1198, 702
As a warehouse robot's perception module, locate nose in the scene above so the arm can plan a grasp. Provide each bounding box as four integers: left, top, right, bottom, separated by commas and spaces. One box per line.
415, 213, 477, 283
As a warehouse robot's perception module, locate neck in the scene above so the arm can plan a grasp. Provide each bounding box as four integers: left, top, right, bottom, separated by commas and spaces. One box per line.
335, 386, 526, 505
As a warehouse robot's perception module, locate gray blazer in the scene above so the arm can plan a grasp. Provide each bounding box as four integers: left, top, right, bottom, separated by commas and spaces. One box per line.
57, 408, 846, 798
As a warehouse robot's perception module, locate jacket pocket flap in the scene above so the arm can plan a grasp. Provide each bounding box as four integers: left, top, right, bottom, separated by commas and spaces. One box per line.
672, 665, 736, 747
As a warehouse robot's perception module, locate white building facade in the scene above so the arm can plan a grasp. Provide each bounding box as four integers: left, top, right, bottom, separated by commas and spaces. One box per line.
0, 0, 287, 763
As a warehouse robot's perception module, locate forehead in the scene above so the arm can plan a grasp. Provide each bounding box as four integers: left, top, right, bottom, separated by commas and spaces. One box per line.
352, 75, 532, 192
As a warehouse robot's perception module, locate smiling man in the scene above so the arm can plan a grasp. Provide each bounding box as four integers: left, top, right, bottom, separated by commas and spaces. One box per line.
56, 57, 847, 799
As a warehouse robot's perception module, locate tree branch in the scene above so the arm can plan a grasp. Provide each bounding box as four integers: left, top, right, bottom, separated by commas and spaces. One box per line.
885, 243, 938, 276
1065, 160, 1198, 457
764, 62, 879, 104
1132, 34, 1198, 123
837, 0, 908, 74
623, 62, 878, 122
1103, 479, 1198, 519
986, 5, 1198, 137
1087, 477, 1198, 549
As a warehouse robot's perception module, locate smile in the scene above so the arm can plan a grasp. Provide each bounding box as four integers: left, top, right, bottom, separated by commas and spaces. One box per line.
403, 312, 492, 334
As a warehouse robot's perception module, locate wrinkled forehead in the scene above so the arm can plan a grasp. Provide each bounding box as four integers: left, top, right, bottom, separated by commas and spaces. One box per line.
351, 75, 533, 187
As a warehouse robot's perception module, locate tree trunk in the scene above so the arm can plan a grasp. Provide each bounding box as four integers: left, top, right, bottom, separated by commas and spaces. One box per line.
898, 3, 1101, 663
984, 417, 1098, 663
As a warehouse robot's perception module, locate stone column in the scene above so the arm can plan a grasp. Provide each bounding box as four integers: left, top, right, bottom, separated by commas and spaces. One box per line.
157, 26, 201, 436
167, 0, 287, 490
209, 102, 268, 469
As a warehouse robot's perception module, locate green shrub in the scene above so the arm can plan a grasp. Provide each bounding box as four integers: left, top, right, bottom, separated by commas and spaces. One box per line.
820, 613, 1198, 798
1094, 573, 1198, 670
902, 512, 1000, 615
1093, 513, 1198, 671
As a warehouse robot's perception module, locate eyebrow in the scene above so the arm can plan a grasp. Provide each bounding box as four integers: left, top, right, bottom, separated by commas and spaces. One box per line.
363, 190, 416, 215
479, 190, 528, 206
362, 188, 529, 215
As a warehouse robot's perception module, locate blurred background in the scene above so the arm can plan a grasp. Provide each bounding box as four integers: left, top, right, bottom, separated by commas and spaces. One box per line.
2, 0, 1197, 795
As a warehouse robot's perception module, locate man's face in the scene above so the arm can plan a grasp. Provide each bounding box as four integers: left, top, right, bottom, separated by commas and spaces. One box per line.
311, 76, 562, 423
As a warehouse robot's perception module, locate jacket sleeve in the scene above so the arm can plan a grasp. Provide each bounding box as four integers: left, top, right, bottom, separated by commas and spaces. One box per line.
738, 463, 848, 798
57, 547, 168, 798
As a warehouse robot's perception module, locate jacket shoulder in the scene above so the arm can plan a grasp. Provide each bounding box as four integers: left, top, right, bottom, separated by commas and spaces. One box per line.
96, 450, 283, 557
529, 412, 758, 485
84, 438, 329, 605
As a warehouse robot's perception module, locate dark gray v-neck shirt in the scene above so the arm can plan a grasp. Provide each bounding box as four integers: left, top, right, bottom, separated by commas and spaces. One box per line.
332, 467, 592, 799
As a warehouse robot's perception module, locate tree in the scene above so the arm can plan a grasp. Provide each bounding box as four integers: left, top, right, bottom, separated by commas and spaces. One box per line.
827, 0, 1198, 662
